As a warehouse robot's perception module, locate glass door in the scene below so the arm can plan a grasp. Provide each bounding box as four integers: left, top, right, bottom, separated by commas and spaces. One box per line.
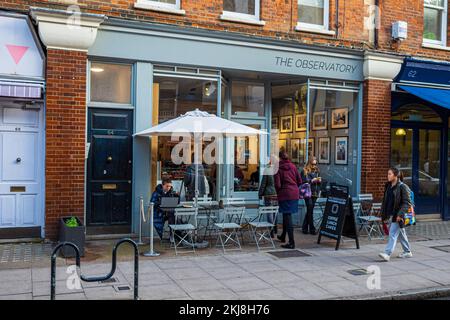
391, 126, 441, 214
228, 119, 266, 200
417, 129, 441, 213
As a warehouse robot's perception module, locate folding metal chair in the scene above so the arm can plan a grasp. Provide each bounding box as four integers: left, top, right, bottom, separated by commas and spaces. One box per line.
249, 206, 279, 251
169, 207, 197, 255
214, 206, 245, 253
358, 201, 384, 240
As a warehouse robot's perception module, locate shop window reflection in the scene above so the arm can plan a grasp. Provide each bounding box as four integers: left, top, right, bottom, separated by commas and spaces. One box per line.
232, 82, 265, 116
392, 104, 442, 123
152, 76, 219, 200
234, 125, 260, 192
90, 62, 131, 104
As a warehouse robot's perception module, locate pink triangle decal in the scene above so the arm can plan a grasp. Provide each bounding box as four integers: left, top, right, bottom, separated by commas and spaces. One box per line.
6, 44, 29, 65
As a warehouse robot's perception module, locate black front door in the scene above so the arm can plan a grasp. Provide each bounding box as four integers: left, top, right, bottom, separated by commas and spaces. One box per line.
87, 108, 133, 232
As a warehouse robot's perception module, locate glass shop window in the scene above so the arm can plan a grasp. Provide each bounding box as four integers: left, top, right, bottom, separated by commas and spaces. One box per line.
90, 62, 132, 104
152, 76, 219, 200
223, 0, 259, 20
231, 82, 265, 117
308, 88, 359, 196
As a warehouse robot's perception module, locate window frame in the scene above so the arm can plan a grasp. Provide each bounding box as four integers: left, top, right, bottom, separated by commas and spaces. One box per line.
88, 61, 134, 108
423, 0, 448, 47
221, 0, 261, 23
135, 0, 182, 12
296, 0, 330, 32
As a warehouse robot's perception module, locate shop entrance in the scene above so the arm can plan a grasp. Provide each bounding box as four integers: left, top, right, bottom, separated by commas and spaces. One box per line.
86, 108, 133, 233
391, 125, 442, 215
0, 104, 44, 238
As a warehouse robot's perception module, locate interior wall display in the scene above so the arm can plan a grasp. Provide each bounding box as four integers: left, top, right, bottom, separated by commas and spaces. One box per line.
295, 114, 307, 132
318, 137, 330, 164
272, 116, 278, 130
335, 136, 348, 165
279, 139, 287, 153
280, 115, 293, 133
312, 111, 327, 130
331, 107, 349, 129
235, 136, 247, 166
308, 138, 315, 158
290, 139, 300, 163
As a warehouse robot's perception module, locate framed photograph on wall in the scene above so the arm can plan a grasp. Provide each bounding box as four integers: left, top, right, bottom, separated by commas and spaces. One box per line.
331, 107, 349, 129
280, 115, 293, 133
312, 111, 327, 130
272, 116, 278, 130
295, 114, 307, 132
308, 138, 314, 158
318, 137, 330, 164
279, 139, 287, 154
290, 139, 300, 163
335, 136, 348, 165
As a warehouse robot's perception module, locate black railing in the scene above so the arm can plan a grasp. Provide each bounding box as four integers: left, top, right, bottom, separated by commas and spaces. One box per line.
50, 238, 139, 300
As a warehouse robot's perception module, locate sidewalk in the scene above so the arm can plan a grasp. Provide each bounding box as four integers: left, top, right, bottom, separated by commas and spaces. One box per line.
1, 221, 450, 300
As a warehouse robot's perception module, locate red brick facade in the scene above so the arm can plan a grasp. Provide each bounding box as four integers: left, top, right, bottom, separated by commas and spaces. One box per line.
45, 49, 87, 239
361, 79, 392, 201
1, 1, 449, 238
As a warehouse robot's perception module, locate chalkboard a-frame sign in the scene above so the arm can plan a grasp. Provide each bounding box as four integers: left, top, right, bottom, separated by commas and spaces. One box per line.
317, 184, 360, 250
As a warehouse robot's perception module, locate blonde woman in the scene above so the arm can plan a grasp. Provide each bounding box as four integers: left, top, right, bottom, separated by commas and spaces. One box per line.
301, 156, 321, 235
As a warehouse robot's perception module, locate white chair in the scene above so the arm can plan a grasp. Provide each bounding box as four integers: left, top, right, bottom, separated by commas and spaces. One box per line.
249, 206, 279, 251
169, 207, 197, 255
214, 206, 245, 253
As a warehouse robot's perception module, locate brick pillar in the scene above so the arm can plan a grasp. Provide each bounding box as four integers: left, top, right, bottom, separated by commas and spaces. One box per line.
361, 79, 391, 201
45, 49, 87, 240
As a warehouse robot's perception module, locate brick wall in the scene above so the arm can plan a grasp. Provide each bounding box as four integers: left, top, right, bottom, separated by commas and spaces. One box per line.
361, 79, 392, 201
45, 49, 87, 240
3, 0, 449, 62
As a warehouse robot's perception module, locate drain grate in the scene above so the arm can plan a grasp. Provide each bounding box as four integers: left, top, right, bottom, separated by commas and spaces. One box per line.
347, 268, 373, 276
431, 245, 450, 253
99, 277, 117, 284
115, 285, 131, 291
268, 249, 311, 258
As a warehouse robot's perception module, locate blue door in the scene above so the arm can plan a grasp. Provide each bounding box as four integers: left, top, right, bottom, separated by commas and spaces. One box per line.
87, 108, 133, 232
391, 125, 442, 215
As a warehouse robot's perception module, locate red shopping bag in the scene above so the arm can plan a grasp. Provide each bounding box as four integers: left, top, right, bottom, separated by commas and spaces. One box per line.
382, 222, 389, 236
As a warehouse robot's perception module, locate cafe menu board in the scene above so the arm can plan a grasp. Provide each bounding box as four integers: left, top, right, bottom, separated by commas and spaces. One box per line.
317, 184, 360, 250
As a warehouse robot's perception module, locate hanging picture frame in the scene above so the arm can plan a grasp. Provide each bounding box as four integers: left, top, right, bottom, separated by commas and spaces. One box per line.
312, 111, 327, 131
272, 116, 279, 130
295, 114, 307, 132
318, 137, 330, 164
331, 107, 349, 129
280, 115, 293, 133
335, 136, 348, 165
291, 139, 300, 163
308, 138, 314, 158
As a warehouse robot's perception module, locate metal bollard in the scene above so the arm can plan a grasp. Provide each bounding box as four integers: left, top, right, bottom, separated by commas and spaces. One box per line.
137, 196, 145, 245
143, 202, 160, 257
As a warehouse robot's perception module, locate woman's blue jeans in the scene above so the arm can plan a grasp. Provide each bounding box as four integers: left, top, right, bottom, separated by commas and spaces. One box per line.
384, 222, 411, 256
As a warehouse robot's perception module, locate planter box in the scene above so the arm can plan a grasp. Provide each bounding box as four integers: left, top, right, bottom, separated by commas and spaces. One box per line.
59, 217, 85, 257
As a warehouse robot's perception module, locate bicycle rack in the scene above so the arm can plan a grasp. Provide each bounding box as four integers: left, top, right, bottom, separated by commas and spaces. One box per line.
50, 238, 139, 300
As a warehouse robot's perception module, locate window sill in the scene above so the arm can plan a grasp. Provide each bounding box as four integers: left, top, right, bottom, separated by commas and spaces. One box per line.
134, 2, 186, 15
220, 14, 265, 26
422, 42, 450, 51
295, 24, 335, 36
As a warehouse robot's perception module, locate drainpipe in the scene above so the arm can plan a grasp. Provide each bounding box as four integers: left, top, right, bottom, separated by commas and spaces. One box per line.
335, 0, 339, 38
374, 0, 379, 49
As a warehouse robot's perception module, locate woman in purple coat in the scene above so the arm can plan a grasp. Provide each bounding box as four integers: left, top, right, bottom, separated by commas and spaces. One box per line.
274, 151, 302, 249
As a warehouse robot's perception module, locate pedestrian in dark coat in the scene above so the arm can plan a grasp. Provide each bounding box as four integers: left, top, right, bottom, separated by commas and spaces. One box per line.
274, 151, 302, 249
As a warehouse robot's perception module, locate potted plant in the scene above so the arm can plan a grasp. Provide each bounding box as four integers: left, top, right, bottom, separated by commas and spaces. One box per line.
59, 216, 85, 257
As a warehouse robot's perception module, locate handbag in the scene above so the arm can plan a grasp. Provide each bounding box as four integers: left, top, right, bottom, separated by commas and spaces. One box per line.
399, 206, 416, 228
299, 183, 312, 199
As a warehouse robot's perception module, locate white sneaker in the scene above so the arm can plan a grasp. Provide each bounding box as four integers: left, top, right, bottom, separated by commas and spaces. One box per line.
398, 252, 413, 258
378, 252, 390, 262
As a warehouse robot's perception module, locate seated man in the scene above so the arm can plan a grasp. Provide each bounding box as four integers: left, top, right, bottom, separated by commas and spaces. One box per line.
150, 177, 178, 242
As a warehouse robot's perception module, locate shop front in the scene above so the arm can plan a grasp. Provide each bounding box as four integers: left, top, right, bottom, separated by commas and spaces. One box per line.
0, 12, 46, 238
391, 58, 450, 220
87, 18, 364, 234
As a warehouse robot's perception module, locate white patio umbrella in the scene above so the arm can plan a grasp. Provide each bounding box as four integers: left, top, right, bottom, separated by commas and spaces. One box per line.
134, 109, 267, 207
